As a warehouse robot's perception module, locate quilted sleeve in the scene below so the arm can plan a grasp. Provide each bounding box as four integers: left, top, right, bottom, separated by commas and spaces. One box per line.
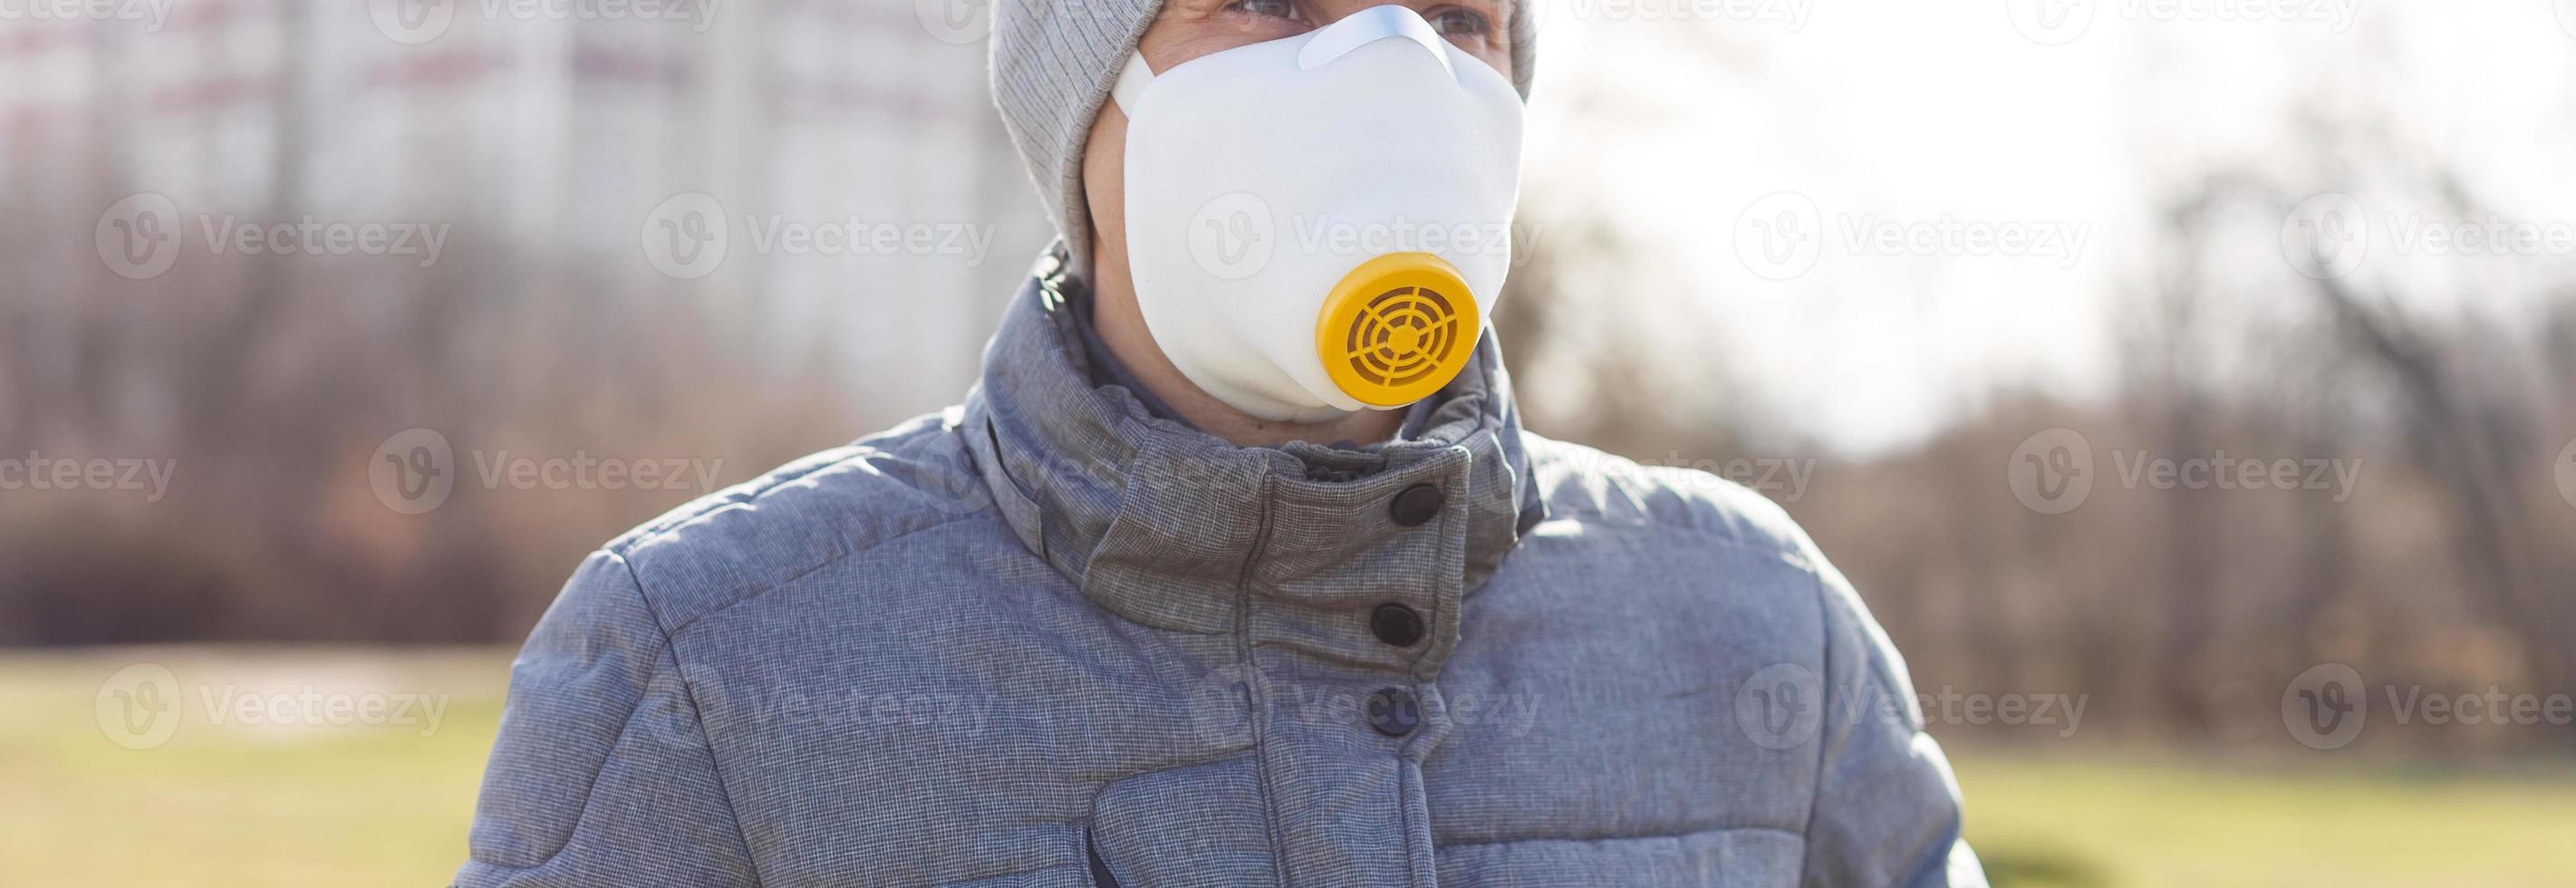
456, 549, 759, 887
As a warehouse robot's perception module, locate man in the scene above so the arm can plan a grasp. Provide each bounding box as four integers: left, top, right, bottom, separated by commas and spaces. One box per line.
458, 1, 1983, 885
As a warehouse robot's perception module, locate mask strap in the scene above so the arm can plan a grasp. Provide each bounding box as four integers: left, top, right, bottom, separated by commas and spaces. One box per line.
1111, 53, 1154, 115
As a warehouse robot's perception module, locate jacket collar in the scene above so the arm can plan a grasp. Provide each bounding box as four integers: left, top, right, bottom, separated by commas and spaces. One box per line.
960, 252, 1545, 633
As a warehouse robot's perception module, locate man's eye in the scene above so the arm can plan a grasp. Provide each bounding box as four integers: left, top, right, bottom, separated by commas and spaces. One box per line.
1230, 0, 1303, 20
1424, 6, 1490, 35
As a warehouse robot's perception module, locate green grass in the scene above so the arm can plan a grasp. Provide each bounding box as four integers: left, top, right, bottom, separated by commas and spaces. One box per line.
1956, 752, 2576, 887
0, 647, 509, 887
3, 647, 2570, 886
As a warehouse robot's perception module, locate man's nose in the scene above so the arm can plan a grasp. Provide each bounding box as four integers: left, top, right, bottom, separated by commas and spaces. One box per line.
1297, 4, 1455, 76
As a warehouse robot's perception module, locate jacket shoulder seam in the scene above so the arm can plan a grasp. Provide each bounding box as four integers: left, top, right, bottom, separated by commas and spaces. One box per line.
609, 443, 896, 550
659, 509, 987, 639
616, 549, 766, 884
1547, 513, 1819, 575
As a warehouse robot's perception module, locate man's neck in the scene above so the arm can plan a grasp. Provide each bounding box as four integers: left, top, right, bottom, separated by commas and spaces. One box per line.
1084, 246, 1408, 449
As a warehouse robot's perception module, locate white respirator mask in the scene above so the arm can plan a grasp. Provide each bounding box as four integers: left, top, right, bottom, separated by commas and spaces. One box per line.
1111, 5, 1525, 423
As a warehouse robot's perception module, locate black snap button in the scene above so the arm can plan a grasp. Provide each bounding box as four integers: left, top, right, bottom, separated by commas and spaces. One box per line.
1387, 484, 1445, 526
1365, 688, 1420, 737
1370, 603, 1426, 647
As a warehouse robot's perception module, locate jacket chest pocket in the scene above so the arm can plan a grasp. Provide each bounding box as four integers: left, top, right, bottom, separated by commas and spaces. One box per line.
1433, 828, 1805, 888
923, 825, 1118, 888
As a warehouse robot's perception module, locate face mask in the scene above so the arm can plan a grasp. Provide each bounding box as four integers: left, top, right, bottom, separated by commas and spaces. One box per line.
1112, 5, 1525, 423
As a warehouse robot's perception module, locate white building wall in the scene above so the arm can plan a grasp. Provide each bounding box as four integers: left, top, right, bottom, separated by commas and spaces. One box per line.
1, 0, 1047, 412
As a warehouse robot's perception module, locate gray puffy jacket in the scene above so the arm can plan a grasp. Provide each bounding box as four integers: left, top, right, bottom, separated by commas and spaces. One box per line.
457, 259, 1984, 887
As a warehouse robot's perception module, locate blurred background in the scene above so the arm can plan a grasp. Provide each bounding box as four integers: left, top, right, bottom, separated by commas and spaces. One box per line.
5, 0, 2575, 884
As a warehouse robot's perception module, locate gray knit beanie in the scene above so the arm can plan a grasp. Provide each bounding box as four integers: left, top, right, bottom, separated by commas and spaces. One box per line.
989, 1, 1539, 275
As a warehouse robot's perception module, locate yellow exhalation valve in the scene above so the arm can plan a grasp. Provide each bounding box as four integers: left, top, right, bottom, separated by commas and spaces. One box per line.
1315, 252, 1481, 408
